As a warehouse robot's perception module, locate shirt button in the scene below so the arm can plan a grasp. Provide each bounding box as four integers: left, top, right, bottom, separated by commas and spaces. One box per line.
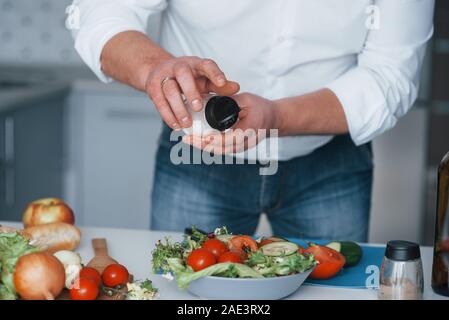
277, 36, 285, 44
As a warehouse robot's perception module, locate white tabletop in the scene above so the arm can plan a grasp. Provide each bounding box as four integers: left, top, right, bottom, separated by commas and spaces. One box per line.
2, 221, 448, 300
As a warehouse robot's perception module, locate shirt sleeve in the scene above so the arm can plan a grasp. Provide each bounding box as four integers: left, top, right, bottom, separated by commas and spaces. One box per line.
326, 0, 435, 145
71, 0, 167, 82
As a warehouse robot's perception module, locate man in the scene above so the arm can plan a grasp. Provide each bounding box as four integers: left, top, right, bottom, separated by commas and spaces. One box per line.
72, 0, 434, 241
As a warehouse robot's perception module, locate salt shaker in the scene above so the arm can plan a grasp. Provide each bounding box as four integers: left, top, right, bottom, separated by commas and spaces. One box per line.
378, 240, 424, 300
183, 94, 240, 136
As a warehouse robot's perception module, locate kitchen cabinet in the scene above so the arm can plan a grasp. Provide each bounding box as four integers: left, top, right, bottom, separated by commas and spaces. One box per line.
0, 96, 65, 220
64, 83, 162, 229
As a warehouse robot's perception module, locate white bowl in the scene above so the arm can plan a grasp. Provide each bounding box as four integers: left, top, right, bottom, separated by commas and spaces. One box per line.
186, 268, 314, 300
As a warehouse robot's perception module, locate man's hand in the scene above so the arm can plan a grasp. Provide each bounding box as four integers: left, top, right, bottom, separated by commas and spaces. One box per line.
100, 31, 239, 130
183, 93, 279, 154
144, 56, 240, 130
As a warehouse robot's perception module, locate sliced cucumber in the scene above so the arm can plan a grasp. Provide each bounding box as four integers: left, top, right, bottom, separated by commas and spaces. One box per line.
260, 242, 299, 256
267, 236, 288, 242
216, 234, 235, 244
326, 242, 342, 252
326, 241, 363, 267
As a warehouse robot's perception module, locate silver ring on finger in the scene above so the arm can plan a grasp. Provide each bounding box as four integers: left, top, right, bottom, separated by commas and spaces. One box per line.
160, 76, 176, 90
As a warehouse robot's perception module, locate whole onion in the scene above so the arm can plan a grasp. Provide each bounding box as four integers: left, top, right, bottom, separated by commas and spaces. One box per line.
14, 252, 66, 300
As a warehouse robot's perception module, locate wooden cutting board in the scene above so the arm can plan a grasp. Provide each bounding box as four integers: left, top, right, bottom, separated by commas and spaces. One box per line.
57, 238, 132, 300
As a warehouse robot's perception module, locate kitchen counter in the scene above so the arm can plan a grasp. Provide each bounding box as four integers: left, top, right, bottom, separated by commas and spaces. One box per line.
0, 84, 69, 113
0, 65, 145, 114
0, 65, 85, 114
1, 221, 448, 300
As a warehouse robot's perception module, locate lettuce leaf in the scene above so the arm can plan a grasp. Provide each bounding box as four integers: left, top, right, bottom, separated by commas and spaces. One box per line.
246, 251, 316, 277
166, 259, 263, 289
0, 232, 38, 300
151, 238, 185, 273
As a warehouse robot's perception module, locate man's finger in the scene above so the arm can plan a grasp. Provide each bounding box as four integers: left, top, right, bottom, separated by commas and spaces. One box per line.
203, 127, 255, 148
197, 59, 227, 87
184, 134, 211, 151
182, 135, 192, 144
163, 79, 192, 128
174, 63, 203, 112
207, 80, 240, 96
202, 133, 236, 149
147, 82, 180, 130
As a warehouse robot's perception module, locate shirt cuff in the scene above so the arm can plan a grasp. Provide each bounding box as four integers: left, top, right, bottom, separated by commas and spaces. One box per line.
326, 67, 398, 146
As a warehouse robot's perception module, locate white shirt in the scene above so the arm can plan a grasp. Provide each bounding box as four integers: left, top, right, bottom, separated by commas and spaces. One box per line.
72, 0, 434, 161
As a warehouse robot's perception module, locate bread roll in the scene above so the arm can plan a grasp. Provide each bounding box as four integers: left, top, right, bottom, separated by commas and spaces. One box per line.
25, 222, 81, 253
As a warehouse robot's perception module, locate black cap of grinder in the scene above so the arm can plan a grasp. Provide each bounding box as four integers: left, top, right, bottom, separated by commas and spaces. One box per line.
205, 96, 240, 131
385, 240, 421, 261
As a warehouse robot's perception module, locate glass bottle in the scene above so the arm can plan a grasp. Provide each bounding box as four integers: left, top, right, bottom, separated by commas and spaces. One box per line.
431, 151, 449, 296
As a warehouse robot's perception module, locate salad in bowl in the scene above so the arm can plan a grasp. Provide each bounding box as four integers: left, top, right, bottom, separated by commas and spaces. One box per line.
151, 226, 317, 299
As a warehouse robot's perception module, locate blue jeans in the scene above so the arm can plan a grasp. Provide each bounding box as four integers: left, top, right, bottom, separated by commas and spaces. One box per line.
151, 126, 373, 241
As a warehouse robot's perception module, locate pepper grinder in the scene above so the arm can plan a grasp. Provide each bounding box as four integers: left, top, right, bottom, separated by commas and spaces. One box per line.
378, 240, 424, 300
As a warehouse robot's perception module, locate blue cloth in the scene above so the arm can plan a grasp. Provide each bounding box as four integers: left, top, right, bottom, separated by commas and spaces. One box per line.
288, 239, 385, 288
151, 125, 373, 241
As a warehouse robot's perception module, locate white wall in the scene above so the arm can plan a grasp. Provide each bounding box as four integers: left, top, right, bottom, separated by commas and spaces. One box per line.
369, 106, 428, 244
0, 0, 81, 65
0, 0, 162, 66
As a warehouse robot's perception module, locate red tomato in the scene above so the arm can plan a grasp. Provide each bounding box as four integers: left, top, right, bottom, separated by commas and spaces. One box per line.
230, 236, 258, 254
258, 239, 274, 248
305, 245, 346, 279
298, 246, 305, 255
102, 264, 130, 287
218, 251, 244, 264
202, 239, 229, 258
187, 248, 217, 271
79, 267, 101, 286
70, 278, 99, 300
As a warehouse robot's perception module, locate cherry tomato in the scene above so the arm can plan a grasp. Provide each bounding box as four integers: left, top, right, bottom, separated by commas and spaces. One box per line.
258, 238, 274, 248
218, 251, 244, 264
297, 246, 305, 255
102, 264, 130, 287
70, 277, 99, 300
202, 239, 229, 258
305, 245, 346, 279
187, 248, 217, 271
232, 249, 248, 261
229, 236, 258, 255
79, 267, 101, 286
